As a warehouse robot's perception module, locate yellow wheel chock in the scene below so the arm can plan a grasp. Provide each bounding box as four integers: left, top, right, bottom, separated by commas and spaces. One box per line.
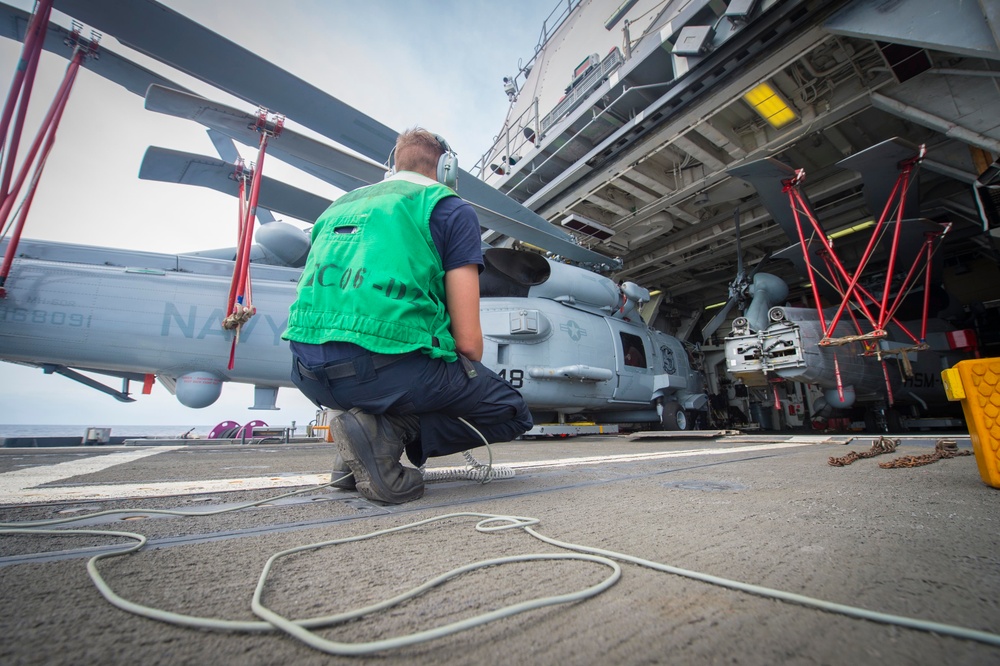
942, 358, 1000, 489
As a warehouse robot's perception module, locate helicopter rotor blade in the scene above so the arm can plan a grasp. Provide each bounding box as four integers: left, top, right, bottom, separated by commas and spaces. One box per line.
206, 129, 241, 164
138, 146, 332, 223
734, 206, 744, 278
701, 297, 738, 340
47, 2, 619, 269
53, 0, 400, 160
204, 130, 275, 224
746, 249, 773, 280
0, 2, 191, 98
145, 85, 388, 190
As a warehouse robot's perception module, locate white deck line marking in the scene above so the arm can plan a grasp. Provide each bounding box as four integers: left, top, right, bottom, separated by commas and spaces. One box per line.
0, 473, 331, 504
0, 439, 822, 504
504, 440, 819, 470
0, 447, 183, 488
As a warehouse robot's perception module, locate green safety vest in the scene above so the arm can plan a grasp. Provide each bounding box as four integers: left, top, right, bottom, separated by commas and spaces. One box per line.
283, 172, 459, 362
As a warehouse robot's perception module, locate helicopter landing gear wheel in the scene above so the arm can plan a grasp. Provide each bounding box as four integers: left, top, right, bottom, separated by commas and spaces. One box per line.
660, 401, 689, 431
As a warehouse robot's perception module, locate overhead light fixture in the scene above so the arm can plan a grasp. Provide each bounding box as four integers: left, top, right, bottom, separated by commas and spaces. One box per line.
561, 213, 615, 241
743, 82, 797, 129
827, 220, 875, 241
705, 301, 729, 310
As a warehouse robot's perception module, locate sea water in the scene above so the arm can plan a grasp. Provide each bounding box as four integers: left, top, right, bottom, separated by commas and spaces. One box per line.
0, 424, 216, 438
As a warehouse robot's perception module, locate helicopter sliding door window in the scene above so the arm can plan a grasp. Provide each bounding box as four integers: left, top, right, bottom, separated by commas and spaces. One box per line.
620, 332, 647, 368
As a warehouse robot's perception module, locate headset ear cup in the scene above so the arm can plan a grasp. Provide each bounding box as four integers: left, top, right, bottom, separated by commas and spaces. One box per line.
437, 152, 458, 189
432, 133, 458, 189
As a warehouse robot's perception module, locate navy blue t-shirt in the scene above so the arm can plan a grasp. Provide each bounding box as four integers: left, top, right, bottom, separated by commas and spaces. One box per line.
429, 196, 484, 272
291, 194, 483, 366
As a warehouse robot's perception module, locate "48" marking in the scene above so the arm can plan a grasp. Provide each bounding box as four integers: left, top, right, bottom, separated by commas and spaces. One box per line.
497, 368, 524, 388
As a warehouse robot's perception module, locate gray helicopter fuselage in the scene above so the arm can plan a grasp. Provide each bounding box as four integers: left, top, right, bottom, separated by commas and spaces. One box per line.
482, 296, 703, 421
0, 240, 296, 387
478, 248, 707, 424
1, 240, 707, 423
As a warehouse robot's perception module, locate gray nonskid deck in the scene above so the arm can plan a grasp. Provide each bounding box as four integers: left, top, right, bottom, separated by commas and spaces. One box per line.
0, 433, 996, 665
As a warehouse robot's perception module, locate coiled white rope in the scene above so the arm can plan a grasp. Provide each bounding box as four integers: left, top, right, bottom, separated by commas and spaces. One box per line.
250, 514, 619, 654
4, 491, 1000, 654
4, 503, 1000, 654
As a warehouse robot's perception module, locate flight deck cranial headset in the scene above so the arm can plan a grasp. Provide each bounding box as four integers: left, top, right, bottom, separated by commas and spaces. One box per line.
387, 132, 458, 190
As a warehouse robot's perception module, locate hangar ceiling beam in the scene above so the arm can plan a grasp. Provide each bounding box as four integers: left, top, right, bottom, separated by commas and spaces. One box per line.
870, 92, 1000, 154
826, 0, 1000, 61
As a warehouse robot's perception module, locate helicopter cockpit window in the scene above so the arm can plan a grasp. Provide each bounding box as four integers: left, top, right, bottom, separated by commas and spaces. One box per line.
620, 332, 646, 368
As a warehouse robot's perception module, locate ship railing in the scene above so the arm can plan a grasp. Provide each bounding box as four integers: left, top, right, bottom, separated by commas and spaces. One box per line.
540, 47, 624, 133
472, 97, 540, 182
473, 0, 581, 183
473, 46, 625, 184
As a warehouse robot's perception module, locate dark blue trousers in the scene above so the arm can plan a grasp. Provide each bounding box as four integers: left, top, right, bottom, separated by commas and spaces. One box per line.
292, 351, 532, 466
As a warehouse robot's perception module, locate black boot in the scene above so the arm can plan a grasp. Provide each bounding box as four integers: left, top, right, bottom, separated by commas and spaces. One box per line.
331, 408, 424, 504
386, 413, 420, 444
387, 413, 423, 467
330, 450, 356, 490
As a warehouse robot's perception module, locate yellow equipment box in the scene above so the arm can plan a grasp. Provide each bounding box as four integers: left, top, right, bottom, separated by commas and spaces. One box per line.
941, 358, 1000, 489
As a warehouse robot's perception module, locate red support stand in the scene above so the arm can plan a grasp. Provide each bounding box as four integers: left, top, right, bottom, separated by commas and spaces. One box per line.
223, 109, 284, 369
779, 147, 942, 353
0, 0, 52, 208
775, 145, 950, 406
0, 31, 96, 296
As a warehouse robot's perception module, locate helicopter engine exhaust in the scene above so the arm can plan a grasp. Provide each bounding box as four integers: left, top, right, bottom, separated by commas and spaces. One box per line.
481, 249, 648, 321
256, 221, 311, 267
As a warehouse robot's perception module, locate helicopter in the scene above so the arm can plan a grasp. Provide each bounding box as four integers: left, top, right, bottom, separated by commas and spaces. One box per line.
0, 0, 708, 429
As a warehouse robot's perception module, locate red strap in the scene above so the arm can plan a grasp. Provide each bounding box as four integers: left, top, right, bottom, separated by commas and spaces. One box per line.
0, 46, 85, 292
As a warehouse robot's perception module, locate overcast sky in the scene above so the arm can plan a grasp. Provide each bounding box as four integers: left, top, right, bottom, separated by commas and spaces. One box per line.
0, 0, 556, 429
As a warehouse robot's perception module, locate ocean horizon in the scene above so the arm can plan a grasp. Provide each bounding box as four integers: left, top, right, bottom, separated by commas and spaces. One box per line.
0, 424, 219, 438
